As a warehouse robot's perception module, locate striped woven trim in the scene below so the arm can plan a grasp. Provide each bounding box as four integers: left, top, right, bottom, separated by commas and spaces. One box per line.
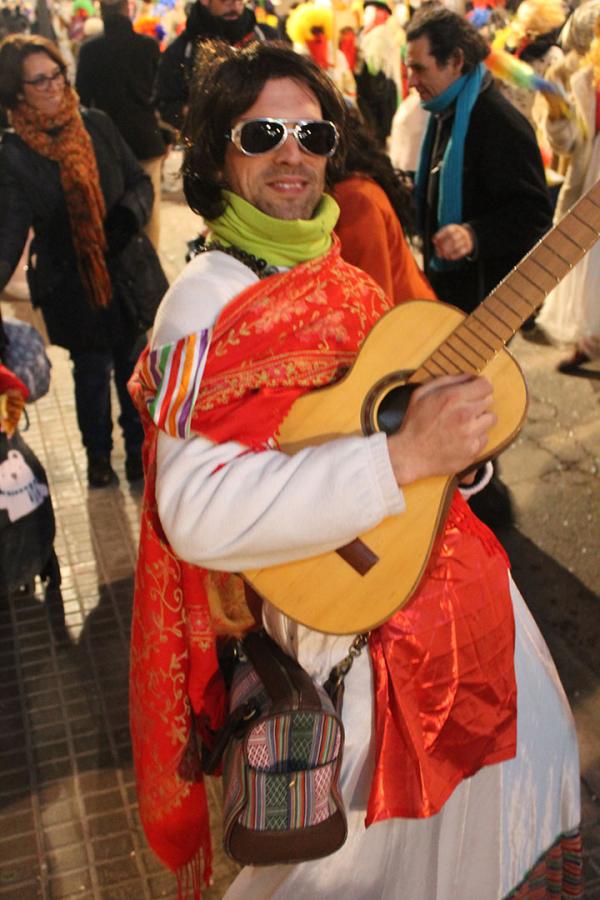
144, 330, 211, 438
507, 829, 584, 898
240, 765, 338, 831
244, 713, 341, 770
311, 712, 341, 767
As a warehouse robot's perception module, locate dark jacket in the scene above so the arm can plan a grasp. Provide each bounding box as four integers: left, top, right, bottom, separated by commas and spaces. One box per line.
356, 68, 397, 147
420, 76, 553, 313
76, 15, 165, 160
0, 108, 153, 352
156, 3, 278, 131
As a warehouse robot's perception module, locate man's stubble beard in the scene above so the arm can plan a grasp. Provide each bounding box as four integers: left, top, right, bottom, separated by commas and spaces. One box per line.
254, 165, 324, 221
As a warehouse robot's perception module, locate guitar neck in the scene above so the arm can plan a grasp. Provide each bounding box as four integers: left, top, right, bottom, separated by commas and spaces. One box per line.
410, 179, 600, 384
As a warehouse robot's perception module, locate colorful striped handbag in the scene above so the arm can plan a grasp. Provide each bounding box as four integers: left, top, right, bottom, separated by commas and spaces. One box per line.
218, 630, 353, 866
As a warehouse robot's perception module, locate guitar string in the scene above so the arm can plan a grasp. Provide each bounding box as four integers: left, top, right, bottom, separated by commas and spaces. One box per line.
582, 188, 600, 207
448, 331, 488, 366
528, 253, 561, 283
422, 286, 522, 375
521, 257, 560, 286
508, 272, 548, 311
503, 271, 544, 306
462, 318, 502, 352
423, 355, 450, 375
419, 191, 600, 382
442, 321, 504, 365
483, 293, 522, 328
532, 247, 566, 284
514, 264, 552, 298
496, 280, 538, 314
542, 240, 573, 269
471, 305, 512, 339
434, 346, 464, 374
445, 335, 485, 369
570, 209, 600, 238
554, 225, 590, 254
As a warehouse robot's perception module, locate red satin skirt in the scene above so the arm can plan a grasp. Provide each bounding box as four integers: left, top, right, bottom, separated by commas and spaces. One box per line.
367, 491, 517, 824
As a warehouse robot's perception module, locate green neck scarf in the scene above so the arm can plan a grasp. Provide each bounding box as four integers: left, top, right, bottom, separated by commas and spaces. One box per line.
205, 190, 339, 268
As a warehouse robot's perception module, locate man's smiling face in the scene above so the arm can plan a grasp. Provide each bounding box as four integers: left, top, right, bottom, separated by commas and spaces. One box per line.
223, 77, 327, 221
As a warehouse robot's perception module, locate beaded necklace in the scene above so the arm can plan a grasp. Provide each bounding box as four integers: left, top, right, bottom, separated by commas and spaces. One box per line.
203, 240, 280, 279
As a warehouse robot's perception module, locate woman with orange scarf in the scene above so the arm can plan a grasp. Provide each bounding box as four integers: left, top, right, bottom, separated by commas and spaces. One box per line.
0, 34, 153, 487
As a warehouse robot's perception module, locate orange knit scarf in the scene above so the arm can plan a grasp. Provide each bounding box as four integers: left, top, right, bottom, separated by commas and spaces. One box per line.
11, 87, 112, 308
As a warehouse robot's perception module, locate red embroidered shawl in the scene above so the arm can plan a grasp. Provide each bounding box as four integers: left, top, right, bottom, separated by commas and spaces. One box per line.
128, 240, 516, 895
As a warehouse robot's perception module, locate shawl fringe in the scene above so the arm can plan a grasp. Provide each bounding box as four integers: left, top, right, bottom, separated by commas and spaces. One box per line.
176, 848, 212, 900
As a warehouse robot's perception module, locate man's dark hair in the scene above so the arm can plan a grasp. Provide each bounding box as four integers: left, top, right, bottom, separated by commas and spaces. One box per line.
182, 40, 348, 220
406, 6, 489, 73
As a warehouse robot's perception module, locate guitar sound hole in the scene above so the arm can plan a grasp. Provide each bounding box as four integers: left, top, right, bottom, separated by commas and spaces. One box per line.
377, 384, 418, 435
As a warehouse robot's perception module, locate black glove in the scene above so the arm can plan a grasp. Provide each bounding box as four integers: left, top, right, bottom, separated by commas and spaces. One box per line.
105, 205, 138, 257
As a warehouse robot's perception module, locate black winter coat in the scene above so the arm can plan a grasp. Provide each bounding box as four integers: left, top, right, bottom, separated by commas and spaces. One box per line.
76, 16, 166, 161
0, 108, 153, 352
420, 78, 553, 313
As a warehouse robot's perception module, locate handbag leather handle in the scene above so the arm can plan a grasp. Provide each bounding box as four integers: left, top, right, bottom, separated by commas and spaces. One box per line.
242, 630, 322, 710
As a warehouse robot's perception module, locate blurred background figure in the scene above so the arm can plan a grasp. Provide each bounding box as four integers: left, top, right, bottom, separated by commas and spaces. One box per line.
0, 0, 31, 39
0, 34, 153, 488
408, 6, 552, 315
389, 87, 430, 180
286, 0, 357, 103
552, 0, 600, 97
491, 0, 566, 130
155, 0, 278, 137
407, 6, 553, 529
76, 0, 166, 249
0, 357, 64, 628
354, 0, 400, 146
536, 10, 600, 373
330, 107, 436, 306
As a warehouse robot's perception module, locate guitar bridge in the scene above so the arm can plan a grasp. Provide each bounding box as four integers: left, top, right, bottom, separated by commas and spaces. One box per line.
336, 538, 379, 575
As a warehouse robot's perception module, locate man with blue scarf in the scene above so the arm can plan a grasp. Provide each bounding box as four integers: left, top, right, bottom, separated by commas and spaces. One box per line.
408, 6, 552, 315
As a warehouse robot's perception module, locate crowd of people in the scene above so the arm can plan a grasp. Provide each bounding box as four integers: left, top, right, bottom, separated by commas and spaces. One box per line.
0, 0, 598, 897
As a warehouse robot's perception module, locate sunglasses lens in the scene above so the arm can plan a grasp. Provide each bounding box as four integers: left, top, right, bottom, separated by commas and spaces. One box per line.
297, 122, 338, 156
240, 120, 286, 154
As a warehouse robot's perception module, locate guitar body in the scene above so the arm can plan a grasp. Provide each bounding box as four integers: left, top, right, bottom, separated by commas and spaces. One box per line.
244, 300, 528, 635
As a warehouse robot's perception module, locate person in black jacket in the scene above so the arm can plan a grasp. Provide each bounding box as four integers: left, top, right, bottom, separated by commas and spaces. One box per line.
407, 6, 553, 315
155, 0, 278, 134
76, 0, 166, 249
0, 33, 152, 488
406, 8, 554, 531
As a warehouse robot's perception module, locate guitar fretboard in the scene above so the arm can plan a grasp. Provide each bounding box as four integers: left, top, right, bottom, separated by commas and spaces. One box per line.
410, 179, 600, 383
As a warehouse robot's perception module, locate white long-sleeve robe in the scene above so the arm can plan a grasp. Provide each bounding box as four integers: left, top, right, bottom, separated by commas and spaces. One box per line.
151, 251, 580, 899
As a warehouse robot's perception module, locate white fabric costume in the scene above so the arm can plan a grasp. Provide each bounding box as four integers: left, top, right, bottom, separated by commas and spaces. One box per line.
153, 251, 580, 899
537, 64, 600, 355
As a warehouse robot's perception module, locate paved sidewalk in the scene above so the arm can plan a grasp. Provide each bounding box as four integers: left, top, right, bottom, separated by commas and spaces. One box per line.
0, 199, 238, 899
1, 195, 599, 898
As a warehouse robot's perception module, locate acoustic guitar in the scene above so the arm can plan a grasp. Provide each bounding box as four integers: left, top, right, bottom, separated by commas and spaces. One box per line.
244, 180, 600, 635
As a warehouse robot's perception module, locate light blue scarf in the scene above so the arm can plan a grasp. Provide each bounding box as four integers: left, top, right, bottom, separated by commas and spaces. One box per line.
415, 63, 485, 271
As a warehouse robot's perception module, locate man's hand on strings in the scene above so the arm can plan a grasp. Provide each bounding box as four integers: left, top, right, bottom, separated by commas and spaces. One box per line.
387, 374, 496, 485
